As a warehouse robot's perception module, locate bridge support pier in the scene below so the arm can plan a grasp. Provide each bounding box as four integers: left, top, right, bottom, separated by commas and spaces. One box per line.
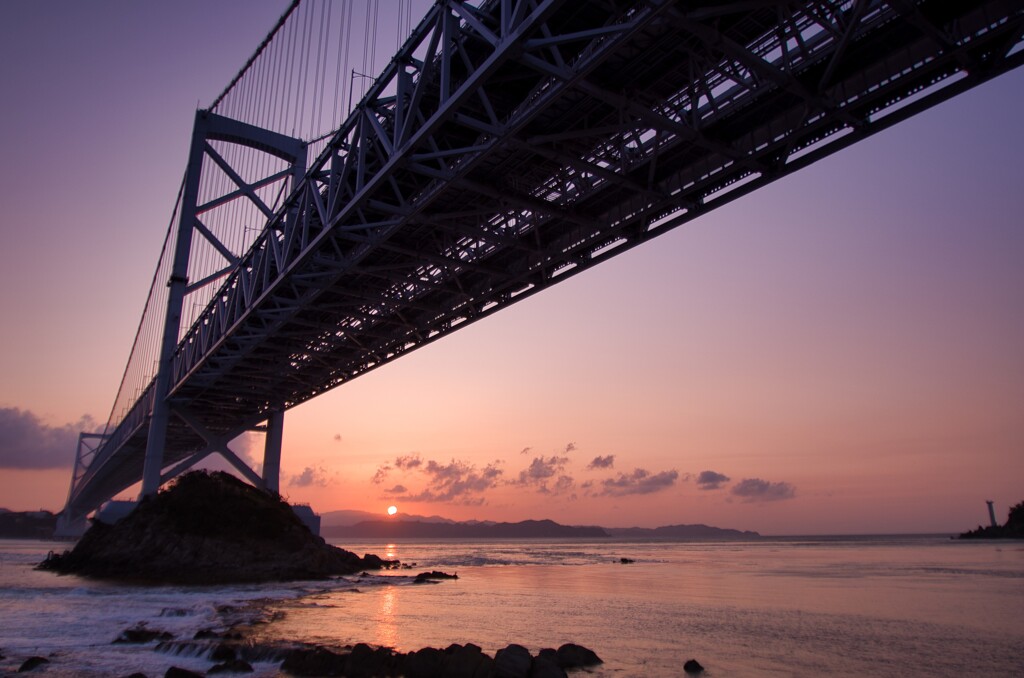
262, 410, 284, 494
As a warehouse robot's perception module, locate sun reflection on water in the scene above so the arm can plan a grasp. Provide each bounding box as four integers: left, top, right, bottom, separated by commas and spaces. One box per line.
374, 586, 399, 650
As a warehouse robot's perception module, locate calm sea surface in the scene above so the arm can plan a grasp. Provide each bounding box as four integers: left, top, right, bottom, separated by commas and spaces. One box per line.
1, 535, 1021, 676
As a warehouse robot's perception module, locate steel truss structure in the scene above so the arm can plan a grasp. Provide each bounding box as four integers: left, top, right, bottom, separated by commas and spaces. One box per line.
62, 0, 1024, 524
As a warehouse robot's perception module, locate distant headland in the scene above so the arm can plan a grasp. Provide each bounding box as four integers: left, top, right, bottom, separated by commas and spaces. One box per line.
321, 516, 759, 540
958, 501, 1023, 539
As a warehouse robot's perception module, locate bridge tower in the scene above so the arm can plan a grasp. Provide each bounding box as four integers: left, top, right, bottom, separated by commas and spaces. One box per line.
141, 110, 306, 499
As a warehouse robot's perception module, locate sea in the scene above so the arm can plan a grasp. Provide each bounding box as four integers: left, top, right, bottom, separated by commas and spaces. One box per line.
1, 535, 1022, 677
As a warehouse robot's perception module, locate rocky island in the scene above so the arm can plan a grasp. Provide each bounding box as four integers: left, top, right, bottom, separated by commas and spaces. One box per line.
38, 471, 393, 584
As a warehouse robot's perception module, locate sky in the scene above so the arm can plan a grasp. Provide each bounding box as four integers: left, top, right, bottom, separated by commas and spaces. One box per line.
0, 1, 1021, 535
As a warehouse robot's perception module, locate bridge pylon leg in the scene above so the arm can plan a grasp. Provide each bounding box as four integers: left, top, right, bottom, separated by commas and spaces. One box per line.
141, 111, 209, 499
262, 410, 284, 494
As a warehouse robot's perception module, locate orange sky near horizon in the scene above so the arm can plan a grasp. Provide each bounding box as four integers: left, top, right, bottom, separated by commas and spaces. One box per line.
0, 2, 1021, 536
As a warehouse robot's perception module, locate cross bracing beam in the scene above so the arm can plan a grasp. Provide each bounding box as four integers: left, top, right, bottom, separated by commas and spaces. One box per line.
68, 0, 1024, 516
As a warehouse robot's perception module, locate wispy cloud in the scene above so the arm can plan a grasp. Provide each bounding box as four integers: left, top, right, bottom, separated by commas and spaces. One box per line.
564, 442, 576, 453
371, 465, 392, 485
587, 454, 615, 470
384, 484, 407, 494
696, 470, 731, 490
520, 446, 532, 455
600, 468, 679, 496
0, 407, 97, 469
394, 454, 423, 470
731, 478, 796, 502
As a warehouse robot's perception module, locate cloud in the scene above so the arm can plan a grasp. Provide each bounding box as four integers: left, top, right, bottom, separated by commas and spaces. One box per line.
511, 455, 576, 494
371, 465, 392, 484
587, 454, 615, 469
564, 442, 576, 453
394, 454, 423, 470
731, 478, 796, 502
696, 470, 731, 490
384, 484, 407, 494
398, 459, 504, 504
600, 468, 679, 496
333, 433, 342, 442
289, 466, 329, 487
0, 407, 97, 469
520, 446, 532, 455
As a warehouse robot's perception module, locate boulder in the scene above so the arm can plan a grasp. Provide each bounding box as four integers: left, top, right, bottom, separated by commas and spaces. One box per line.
413, 570, 459, 583
400, 647, 445, 678
494, 644, 533, 678
208, 659, 254, 674
441, 643, 493, 678
554, 643, 602, 669
17, 656, 49, 672
345, 643, 398, 677
529, 655, 567, 678
683, 658, 705, 674
280, 647, 348, 676
165, 669, 204, 678
39, 471, 395, 584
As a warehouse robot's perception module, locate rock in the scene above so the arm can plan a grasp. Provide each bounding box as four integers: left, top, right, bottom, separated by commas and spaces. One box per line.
165, 669, 204, 678
114, 626, 174, 644
208, 659, 254, 674
683, 658, 705, 674
121, 674, 148, 678
17, 656, 49, 672
38, 471, 395, 584
413, 570, 459, 583
345, 642, 397, 677
554, 643, 602, 669
280, 647, 348, 676
441, 643, 493, 678
210, 642, 236, 662
495, 644, 533, 678
400, 646, 445, 678
529, 655, 567, 678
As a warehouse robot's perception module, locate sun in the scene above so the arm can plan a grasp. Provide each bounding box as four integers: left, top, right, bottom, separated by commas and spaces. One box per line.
387, 505, 398, 516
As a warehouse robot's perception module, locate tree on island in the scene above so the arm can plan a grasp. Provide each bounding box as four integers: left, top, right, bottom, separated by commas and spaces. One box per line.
959, 501, 1024, 539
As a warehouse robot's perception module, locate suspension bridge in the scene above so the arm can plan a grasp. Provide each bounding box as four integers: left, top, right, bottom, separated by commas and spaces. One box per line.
57, 0, 1024, 535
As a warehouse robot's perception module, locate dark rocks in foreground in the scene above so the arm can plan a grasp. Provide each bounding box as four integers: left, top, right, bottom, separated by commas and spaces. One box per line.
38, 471, 394, 584
684, 658, 705, 674
17, 656, 49, 672
959, 501, 1024, 539
281, 641, 600, 677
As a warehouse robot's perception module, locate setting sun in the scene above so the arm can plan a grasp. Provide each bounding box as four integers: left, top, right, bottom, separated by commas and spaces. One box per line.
387, 505, 398, 516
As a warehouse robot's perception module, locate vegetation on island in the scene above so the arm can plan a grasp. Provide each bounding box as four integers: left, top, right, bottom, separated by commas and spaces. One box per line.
959, 501, 1024, 539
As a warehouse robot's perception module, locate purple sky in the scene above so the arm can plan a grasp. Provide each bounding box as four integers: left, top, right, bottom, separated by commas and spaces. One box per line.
0, 1, 1021, 534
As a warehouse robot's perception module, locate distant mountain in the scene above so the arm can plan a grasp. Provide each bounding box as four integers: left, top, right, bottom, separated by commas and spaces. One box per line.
323, 518, 607, 539
322, 518, 759, 540
320, 510, 459, 527
605, 524, 760, 539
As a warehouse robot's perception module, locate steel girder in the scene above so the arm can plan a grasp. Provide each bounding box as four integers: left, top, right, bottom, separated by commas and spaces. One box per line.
71, 0, 1024, 515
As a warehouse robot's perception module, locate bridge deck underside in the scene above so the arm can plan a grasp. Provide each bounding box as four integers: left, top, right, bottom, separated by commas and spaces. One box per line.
74, 0, 1024, 512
